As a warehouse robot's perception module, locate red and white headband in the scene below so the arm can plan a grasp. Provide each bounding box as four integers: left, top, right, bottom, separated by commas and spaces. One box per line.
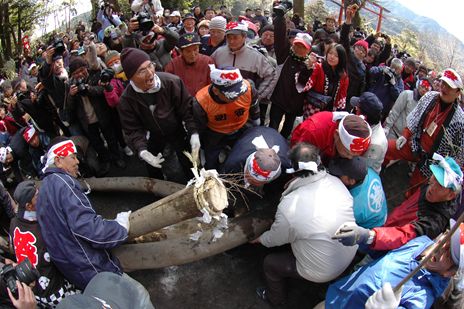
244, 136, 281, 187
43, 140, 77, 171
338, 115, 372, 155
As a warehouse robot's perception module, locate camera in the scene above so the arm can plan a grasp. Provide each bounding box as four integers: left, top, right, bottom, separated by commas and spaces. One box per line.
70, 78, 87, 94
15, 91, 31, 102
53, 38, 66, 56
0, 258, 39, 297
273, 1, 293, 16
137, 12, 154, 35
100, 68, 115, 84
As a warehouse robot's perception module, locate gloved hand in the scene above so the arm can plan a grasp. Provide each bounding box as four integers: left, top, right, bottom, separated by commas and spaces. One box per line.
383, 126, 390, 136
396, 136, 407, 150
389, 76, 396, 85
252, 118, 261, 126
139, 150, 165, 168
190, 133, 201, 165
115, 211, 131, 231
365, 282, 402, 309
332, 223, 371, 246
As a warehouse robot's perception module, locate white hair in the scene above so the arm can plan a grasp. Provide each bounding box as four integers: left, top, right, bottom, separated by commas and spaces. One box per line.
390, 58, 403, 71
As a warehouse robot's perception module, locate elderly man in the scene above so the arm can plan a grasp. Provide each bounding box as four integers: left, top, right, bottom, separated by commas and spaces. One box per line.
334, 154, 463, 252
212, 21, 276, 124
221, 126, 291, 191
291, 112, 372, 163
324, 220, 464, 308
118, 48, 199, 181
164, 33, 215, 96
200, 16, 227, 56
36, 137, 137, 292
384, 69, 464, 194
251, 143, 357, 306
193, 66, 259, 169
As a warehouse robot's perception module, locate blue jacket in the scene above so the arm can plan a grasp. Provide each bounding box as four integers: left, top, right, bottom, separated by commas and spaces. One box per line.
36, 167, 128, 289
368, 66, 404, 116
221, 126, 291, 174
326, 236, 449, 309
350, 167, 387, 229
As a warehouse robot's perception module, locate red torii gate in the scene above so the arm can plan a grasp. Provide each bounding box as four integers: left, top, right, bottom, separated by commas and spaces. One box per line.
329, 0, 390, 32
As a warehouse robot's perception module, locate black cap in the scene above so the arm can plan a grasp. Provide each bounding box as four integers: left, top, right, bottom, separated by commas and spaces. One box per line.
350, 92, 383, 121
14, 181, 37, 218
329, 157, 368, 182
177, 33, 201, 49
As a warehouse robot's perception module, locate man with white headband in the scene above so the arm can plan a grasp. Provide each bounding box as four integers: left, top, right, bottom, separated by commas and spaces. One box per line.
193, 66, 260, 169
35, 137, 150, 298
291, 111, 372, 163
383, 68, 464, 197
333, 153, 463, 253
251, 143, 357, 306
221, 126, 291, 191
321, 219, 464, 308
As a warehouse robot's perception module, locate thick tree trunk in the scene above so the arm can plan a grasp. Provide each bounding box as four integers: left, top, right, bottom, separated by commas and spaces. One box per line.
127, 176, 228, 239
81, 177, 185, 198
293, 0, 304, 19
113, 211, 273, 271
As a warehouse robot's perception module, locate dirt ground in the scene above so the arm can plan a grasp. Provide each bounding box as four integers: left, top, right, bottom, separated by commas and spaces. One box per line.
90, 155, 411, 309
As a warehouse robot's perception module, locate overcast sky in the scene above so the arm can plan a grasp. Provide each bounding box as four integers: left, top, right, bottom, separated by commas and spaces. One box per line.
396, 0, 463, 43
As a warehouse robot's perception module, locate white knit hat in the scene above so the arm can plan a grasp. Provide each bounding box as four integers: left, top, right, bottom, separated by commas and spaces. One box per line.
209, 16, 226, 32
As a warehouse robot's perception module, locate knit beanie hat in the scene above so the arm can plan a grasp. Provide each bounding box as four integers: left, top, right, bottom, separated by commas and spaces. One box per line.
120, 48, 150, 80
209, 16, 226, 32
105, 50, 120, 67
354, 40, 369, 53
69, 57, 88, 76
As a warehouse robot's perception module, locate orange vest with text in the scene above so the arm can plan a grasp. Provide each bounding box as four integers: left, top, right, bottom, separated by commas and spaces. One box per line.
196, 80, 252, 134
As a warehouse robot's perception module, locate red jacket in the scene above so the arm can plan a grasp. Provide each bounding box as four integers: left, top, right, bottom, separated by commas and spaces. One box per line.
371, 185, 457, 251
164, 54, 215, 96
290, 111, 338, 160
302, 62, 349, 116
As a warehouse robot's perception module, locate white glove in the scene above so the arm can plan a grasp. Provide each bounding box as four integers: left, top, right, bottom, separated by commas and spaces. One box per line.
190, 133, 201, 152
395, 136, 407, 150
252, 118, 261, 126
139, 150, 165, 168
115, 211, 131, 231
190, 133, 201, 165
389, 77, 396, 85
383, 126, 390, 136
365, 282, 402, 309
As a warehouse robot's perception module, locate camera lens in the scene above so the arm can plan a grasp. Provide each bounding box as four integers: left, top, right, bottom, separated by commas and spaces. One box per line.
15, 258, 40, 285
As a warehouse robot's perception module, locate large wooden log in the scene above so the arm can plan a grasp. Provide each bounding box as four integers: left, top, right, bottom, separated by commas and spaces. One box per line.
82, 177, 184, 197
128, 175, 228, 239
113, 211, 273, 271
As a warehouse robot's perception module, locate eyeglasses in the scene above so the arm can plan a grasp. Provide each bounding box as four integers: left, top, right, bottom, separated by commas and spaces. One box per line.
135, 62, 156, 77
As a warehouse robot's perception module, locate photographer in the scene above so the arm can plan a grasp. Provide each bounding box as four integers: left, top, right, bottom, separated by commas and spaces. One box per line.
66, 57, 126, 173
0, 258, 36, 309
10, 181, 78, 307
123, 14, 179, 71
96, 3, 121, 31
367, 58, 404, 120
365, 31, 392, 66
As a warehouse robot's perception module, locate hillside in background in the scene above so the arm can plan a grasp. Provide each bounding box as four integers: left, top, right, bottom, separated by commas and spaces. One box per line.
321, 0, 464, 72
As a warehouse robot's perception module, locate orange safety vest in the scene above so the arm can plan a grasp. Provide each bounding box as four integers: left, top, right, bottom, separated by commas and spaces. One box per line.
196, 80, 252, 134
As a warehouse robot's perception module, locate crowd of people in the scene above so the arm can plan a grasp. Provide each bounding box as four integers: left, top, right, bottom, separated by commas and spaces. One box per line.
0, 0, 463, 308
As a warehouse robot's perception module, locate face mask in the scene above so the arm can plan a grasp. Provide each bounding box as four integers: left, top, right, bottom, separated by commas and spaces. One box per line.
112, 63, 123, 74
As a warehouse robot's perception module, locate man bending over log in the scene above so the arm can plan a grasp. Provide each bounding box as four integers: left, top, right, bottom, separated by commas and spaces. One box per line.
35, 137, 154, 308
